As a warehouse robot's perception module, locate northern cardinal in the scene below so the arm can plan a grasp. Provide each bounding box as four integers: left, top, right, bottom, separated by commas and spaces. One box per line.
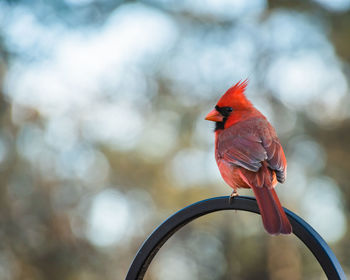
205, 80, 292, 235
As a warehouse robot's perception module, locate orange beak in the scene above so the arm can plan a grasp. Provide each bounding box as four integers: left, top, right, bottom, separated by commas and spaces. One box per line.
205, 109, 224, 122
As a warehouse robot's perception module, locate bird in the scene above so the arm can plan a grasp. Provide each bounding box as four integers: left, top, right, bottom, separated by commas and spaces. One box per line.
205, 80, 292, 235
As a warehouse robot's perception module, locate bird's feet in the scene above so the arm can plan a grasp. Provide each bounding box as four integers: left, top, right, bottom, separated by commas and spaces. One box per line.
229, 190, 239, 204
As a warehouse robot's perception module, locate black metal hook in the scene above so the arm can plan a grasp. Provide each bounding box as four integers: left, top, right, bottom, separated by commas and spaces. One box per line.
125, 196, 346, 280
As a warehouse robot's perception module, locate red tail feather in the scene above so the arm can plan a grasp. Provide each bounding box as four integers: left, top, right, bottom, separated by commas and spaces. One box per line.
251, 185, 292, 235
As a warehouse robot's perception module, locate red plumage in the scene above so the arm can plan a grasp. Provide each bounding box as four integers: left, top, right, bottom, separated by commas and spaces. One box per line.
206, 80, 292, 235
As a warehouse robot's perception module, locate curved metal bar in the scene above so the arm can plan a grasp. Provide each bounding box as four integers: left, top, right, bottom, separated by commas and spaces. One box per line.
125, 196, 346, 280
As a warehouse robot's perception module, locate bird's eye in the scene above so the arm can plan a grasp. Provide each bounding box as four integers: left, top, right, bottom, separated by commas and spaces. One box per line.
215, 106, 233, 117
222, 107, 233, 114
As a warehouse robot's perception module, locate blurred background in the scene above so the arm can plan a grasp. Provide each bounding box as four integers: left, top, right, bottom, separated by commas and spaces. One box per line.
0, 0, 350, 279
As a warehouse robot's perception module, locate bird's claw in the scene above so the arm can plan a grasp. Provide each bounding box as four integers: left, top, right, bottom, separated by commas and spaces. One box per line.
229, 190, 239, 204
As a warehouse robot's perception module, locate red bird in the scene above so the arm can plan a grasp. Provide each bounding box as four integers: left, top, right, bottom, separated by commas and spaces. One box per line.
205, 80, 292, 235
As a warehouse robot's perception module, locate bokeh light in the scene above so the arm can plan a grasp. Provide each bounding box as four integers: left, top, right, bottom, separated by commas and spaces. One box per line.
87, 189, 130, 247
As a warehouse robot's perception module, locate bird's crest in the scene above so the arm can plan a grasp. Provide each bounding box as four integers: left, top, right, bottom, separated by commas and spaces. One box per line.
216, 79, 252, 109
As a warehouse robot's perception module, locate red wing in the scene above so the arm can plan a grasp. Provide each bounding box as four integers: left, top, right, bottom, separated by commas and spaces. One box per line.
218, 132, 267, 172
217, 124, 287, 183
262, 137, 287, 183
